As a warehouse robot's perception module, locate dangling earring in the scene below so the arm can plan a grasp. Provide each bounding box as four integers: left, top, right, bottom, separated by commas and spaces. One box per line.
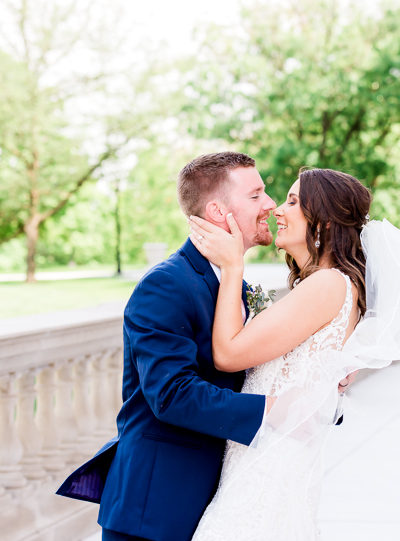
315, 227, 321, 249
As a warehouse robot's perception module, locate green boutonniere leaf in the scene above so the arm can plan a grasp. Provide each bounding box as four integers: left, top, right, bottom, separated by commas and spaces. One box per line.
246, 284, 276, 317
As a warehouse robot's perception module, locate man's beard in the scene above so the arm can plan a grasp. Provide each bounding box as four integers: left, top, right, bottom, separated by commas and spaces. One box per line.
254, 230, 273, 247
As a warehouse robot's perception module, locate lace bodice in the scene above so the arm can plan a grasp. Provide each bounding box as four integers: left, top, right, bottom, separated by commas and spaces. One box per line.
242, 269, 353, 398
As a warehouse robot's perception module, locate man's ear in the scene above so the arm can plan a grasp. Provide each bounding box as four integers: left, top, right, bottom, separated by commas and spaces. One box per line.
204, 200, 228, 224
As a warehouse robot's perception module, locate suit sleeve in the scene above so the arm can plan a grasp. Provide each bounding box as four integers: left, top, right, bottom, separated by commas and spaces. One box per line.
125, 268, 265, 446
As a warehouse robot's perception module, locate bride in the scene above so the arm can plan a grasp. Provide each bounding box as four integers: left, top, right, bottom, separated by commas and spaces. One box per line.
189, 168, 400, 540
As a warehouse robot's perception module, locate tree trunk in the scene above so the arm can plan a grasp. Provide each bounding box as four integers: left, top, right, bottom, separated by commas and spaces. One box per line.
25, 143, 40, 283
114, 180, 122, 276
24, 215, 41, 283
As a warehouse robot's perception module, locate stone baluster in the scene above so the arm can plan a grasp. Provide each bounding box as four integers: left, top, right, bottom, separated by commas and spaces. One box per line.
90, 351, 114, 440
107, 348, 123, 430
15, 370, 46, 480
36, 365, 65, 472
0, 483, 12, 507
73, 355, 97, 459
0, 374, 26, 489
98, 349, 118, 433
54, 360, 78, 465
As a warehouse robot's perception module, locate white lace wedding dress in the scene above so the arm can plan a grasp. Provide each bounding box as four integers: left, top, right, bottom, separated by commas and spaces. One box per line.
192, 270, 354, 541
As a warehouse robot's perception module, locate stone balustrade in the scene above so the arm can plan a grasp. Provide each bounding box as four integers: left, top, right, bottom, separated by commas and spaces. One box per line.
0, 315, 123, 541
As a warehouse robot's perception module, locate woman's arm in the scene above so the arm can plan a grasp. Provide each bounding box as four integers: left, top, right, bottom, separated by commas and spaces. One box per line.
212, 268, 347, 371
190, 215, 348, 372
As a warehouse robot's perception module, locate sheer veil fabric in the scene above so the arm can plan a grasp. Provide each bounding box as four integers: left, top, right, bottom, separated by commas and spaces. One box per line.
193, 220, 400, 541
258, 219, 400, 448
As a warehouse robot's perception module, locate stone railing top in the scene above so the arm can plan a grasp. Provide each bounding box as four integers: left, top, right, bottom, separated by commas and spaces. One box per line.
0, 300, 126, 339
0, 300, 125, 376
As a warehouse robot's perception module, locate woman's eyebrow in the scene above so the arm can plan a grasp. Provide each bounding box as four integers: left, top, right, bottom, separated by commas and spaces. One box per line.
288, 192, 298, 198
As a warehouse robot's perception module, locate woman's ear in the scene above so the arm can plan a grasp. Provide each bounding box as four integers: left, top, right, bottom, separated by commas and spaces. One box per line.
204, 200, 228, 224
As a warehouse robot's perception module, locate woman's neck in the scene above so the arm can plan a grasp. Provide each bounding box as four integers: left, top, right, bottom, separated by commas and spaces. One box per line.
294, 251, 334, 272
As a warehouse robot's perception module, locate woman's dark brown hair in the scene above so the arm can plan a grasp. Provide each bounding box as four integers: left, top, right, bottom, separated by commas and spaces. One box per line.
286, 168, 372, 316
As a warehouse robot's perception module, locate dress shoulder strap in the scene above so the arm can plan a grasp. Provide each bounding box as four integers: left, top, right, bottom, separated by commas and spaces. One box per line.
326, 268, 353, 337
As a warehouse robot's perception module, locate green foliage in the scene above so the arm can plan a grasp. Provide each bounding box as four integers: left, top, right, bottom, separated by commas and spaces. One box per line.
38, 184, 116, 266
120, 147, 188, 263
179, 0, 400, 237
246, 284, 276, 316
0, 239, 27, 272
0, 50, 92, 239
0, 0, 172, 278
1, 0, 399, 273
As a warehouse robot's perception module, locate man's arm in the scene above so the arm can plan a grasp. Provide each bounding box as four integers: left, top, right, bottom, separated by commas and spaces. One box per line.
126, 268, 265, 446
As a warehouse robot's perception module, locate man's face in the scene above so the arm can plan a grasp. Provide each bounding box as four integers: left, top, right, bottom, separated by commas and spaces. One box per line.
224, 167, 276, 252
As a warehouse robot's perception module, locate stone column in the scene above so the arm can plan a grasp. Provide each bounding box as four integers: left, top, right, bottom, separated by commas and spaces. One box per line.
16, 370, 46, 480
0, 374, 26, 489
90, 351, 113, 440
73, 355, 97, 459
107, 348, 123, 429
55, 360, 78, 465
36, 365, 65, 472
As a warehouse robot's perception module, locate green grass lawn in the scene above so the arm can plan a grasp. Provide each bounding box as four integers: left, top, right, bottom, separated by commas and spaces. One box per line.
0, 277, 136, 319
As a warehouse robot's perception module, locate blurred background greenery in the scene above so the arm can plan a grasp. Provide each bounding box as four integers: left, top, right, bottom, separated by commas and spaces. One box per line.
0, 0, 399, 286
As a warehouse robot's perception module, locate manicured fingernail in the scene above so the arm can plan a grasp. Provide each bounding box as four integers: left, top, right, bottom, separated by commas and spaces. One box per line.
227, 212, 232, 217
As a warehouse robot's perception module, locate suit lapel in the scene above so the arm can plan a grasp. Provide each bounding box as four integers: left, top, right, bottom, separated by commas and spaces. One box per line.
181, 237, 250, 318
180, 238, 219, 302
203, 264, 220, 303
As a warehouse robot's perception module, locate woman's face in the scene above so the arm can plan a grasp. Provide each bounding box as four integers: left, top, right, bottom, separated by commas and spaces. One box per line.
273, 179, 309, 258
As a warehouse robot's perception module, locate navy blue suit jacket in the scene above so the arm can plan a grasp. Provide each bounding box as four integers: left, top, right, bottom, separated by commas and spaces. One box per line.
57, 238, 265, 540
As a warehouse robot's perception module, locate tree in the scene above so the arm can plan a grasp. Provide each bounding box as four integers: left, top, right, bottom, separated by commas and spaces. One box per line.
0, 0, 162, 280
0, 49, 116, 280
179, 0, 400, 240
119, 145, 188, 265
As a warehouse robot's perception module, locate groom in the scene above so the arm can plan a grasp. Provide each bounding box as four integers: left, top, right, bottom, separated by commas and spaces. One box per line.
58, 152, 274, 540
57, 152, 347, 540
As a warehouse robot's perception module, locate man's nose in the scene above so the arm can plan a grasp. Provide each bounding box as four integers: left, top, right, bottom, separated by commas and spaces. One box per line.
262, 194, 277, 210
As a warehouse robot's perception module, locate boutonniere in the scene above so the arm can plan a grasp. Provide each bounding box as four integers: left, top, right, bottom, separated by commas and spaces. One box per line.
246, 284, 276, 318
